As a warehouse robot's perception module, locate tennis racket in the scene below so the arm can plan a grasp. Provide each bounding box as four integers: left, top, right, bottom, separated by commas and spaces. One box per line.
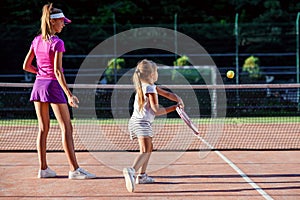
176, 107, 200, 135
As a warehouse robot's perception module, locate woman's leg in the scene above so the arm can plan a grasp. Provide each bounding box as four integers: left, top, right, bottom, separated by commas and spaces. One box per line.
50, 103, 79, 171
132, 136, 153, 173
34, 102, 50, 170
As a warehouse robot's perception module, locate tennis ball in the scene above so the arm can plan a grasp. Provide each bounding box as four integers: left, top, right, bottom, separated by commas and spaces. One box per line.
226, 70, 235, 79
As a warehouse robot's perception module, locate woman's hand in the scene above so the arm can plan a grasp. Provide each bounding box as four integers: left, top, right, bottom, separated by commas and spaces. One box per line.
68, 95, 79, 108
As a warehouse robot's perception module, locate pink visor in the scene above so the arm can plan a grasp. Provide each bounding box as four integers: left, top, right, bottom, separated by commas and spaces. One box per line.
50, 13, 71, 24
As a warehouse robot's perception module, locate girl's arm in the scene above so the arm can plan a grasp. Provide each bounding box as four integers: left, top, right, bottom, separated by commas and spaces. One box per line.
54, 51, 79, 108
148, 93, 178, 116
23, 49, 37, 74
156, 87, 184, 107
148, 86, 185, 116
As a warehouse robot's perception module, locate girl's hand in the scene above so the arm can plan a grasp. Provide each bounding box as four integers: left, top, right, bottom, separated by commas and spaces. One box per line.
68, 95, 79, 108
177, 97, 184, 108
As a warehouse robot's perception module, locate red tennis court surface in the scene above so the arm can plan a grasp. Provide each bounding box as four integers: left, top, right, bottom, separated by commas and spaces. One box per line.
1, 151, 300, 199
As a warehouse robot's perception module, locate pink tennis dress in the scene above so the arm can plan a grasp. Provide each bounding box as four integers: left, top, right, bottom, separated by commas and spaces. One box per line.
30, 35, 67, 103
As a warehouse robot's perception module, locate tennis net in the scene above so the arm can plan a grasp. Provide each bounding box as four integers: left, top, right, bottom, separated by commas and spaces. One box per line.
0, 82, 299, 151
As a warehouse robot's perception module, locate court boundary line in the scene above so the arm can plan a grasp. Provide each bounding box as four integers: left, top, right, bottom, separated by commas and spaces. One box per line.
214, 150, 273, 200
198, 136, 273, 200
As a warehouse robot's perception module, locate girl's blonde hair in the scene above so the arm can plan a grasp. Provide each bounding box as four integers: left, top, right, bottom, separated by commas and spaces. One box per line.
133, 59, 157, 111
40, 3, 63, 41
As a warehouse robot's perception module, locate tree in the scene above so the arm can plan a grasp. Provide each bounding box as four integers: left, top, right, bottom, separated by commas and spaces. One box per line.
242, 55, 261, 79
100, 58, 125, 84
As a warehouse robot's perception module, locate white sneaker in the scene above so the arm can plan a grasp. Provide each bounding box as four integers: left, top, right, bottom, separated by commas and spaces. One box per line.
38, 167, 56, 178
68, 167, 96, 179
123, 167, 135, 192
136, 173, 154, 184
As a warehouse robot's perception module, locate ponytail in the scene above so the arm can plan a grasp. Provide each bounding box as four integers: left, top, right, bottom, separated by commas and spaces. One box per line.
40, 3, 52, 41
133, 69, 145, 111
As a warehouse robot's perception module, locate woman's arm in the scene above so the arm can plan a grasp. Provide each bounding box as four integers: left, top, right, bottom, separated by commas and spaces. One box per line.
54, 51, 79, 108
23, 49, 37, 74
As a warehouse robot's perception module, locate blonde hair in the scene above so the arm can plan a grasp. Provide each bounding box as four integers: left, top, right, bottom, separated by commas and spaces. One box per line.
133, 59, 157, 111
40, 3, 63, 41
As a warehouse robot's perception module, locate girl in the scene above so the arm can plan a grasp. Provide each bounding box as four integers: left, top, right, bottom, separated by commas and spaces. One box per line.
23, 3, 95, 179
123, 59, 184, 192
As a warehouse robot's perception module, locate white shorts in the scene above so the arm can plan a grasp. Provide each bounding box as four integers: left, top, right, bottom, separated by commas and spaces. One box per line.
128, 117, 153, 140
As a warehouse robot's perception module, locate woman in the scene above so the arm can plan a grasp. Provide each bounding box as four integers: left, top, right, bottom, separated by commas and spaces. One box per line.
23, 3, 95, 179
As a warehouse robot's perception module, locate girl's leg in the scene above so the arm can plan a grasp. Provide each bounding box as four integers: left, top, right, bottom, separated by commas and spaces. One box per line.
123, 136, 153, 191
132, 136, 153, 173
34, 102, 50, 170
50, 103, 79, 171
140, 137, 153, 174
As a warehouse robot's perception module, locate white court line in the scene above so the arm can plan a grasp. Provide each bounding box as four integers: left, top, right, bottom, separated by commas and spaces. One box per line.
198, 136, 274, 200
214, 150, 273, 200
